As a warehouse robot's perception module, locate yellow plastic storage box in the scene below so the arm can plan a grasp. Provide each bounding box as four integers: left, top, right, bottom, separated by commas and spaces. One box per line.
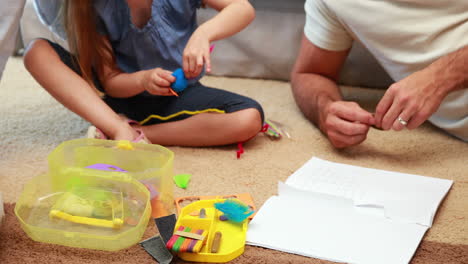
15, 139, 174, 251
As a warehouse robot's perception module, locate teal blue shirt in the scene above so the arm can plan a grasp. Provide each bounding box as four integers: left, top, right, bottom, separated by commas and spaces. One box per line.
94, 0, 202, 75
35, 0, 203, 83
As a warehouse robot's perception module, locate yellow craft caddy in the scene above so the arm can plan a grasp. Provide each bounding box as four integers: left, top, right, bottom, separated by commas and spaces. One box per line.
15, 139, 174, 251
174, 199, 249, 263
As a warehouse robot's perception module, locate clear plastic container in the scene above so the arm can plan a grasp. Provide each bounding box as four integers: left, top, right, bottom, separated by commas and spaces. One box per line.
48, 139, 174, 216
15, 139, 175, 251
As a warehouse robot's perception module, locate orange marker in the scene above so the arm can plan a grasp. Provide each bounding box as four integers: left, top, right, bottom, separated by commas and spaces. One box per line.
169, 88, 179, 97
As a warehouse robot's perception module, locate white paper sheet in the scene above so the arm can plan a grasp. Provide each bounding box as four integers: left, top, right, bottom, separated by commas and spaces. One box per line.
247, 157, 453, 264
285, 157, 453, 226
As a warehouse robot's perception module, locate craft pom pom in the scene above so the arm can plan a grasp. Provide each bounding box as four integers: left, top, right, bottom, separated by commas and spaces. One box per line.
214, 199, 254, 223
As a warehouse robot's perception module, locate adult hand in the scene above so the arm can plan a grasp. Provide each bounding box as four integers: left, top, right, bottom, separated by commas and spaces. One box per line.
321, 101, 375, 148
141, 68, 176, 96
374, 68, 448, 131
183, 29, 211, 79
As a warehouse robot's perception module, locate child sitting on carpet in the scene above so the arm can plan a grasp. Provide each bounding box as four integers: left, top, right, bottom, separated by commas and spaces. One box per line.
23, 0, 264, 146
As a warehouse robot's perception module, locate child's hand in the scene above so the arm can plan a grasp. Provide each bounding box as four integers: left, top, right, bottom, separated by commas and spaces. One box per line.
183, 30, 211, 79
141, 68, 176, 96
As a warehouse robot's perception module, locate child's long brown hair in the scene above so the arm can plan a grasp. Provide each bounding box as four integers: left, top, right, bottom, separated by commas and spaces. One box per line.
64, 0, 115, 93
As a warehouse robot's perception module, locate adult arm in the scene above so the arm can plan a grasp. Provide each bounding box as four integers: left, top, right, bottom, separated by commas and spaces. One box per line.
375, 45, 468, 131
291, 35, 375, 148
183, 0, 255, 78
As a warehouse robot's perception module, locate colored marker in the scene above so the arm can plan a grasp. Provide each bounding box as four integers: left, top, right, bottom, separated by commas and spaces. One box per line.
169, 88, 179, 97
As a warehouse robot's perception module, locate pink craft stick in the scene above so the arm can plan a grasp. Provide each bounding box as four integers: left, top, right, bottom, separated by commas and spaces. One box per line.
166, 226, 185, 250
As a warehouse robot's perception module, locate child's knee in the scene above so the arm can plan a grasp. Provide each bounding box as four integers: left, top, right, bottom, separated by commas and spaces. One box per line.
236, 108, 263, 141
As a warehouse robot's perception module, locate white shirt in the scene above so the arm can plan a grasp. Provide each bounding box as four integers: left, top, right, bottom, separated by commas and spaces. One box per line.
304, 0, 468, 141
304, 0, 468, 82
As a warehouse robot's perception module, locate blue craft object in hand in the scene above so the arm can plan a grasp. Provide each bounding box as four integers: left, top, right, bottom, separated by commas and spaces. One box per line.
171, 68, 188, 92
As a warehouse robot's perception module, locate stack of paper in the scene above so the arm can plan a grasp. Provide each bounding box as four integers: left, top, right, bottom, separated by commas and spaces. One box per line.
247, 157, 453, 264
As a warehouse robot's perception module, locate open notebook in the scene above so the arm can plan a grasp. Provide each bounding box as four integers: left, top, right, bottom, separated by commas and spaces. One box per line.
247, 157, 453, 264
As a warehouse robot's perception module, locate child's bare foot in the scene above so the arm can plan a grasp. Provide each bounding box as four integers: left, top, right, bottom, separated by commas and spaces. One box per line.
116, 115, 151, 144
87, 122, 138, 141
87, 117, 151, 144
112, 120, 151, 144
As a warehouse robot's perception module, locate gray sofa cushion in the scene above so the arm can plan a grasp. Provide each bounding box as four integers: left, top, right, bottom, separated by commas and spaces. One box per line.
199, 0, 393, 88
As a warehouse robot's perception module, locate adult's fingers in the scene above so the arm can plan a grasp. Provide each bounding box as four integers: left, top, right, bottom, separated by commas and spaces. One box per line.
391, 101, 419, 131
326, 114, 370, 136
392, 109, 410, 131
380, 98, 404, 130
406, 107, 433, 130
375, 87, 395, 128
328, 130, 368, 148
330, 102, 374, 125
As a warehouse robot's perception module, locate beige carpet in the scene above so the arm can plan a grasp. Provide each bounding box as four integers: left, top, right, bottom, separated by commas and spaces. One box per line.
0, 57, 467, 263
